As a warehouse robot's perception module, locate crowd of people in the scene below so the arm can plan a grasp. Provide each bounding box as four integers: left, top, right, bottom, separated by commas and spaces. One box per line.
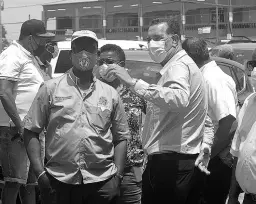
0, 17, 255, 204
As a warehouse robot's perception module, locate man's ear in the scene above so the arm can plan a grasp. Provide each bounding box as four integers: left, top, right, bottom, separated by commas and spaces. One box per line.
171, 35, 179, 47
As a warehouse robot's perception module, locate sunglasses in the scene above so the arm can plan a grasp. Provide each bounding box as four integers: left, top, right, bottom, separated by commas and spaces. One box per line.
98, 58, 123, 66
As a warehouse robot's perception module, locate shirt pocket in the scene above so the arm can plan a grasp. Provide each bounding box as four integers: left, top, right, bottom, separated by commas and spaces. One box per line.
87, 106, 111, 133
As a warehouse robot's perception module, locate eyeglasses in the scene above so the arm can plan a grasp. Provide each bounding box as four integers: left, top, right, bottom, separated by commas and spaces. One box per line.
98, 58, 122, 66
146, 36, 171, 43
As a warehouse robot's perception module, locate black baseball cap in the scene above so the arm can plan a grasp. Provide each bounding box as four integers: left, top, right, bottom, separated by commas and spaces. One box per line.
20, 19, 55, 38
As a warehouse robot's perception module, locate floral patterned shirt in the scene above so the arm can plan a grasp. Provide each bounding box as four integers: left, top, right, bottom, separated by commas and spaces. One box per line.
118, 85, 147, 167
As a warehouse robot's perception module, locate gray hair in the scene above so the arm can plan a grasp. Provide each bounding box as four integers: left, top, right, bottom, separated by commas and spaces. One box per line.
214, 44, 234, 60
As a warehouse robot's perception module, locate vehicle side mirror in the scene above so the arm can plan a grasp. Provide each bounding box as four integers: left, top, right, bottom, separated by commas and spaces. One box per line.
246, 60, 256, 72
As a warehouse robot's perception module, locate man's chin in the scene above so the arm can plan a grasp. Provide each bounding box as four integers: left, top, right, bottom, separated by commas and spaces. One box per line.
74, 67, 93, 72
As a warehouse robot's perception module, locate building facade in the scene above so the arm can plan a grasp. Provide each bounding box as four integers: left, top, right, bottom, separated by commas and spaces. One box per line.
42, 0, 256, 42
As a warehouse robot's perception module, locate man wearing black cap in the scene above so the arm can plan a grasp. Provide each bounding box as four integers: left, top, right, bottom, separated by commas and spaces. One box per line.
0, 19, 54, 204
35, 41, 59, 79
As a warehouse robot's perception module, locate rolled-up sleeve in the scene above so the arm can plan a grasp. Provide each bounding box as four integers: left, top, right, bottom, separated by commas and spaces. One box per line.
133, 63, 190, 111
202, 114, 215, 152
23, 83, 50, 134
207, 79, 237, 121
111, 94, 130, 143
0, 51, 22, 81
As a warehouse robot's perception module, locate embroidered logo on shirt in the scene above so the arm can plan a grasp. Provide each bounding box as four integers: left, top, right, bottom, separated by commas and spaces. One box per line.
98, 96, 109, 111
54, 96, 72, 102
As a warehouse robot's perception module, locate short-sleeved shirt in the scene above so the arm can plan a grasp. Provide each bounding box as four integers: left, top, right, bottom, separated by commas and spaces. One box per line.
230, 93, 256, 194
24, 69, 130, 185
201, 61, 237, 130
0, 41, 44, 126
201, 61, 238, 159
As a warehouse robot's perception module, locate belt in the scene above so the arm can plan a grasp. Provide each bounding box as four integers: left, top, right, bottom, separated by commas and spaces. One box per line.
247, 193, 256, 202
148, 152, 198, 161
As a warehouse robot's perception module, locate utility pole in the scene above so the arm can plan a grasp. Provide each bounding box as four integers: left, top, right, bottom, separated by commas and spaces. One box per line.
215, 0, 219, 43
227, 0, 233, 40
139, 0, 143, 40
180, 0, 185, 41
102, 0, 107, 39
0, 0, 4, 53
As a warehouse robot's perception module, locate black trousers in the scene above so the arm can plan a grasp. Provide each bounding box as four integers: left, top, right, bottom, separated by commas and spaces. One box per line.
142, 152, 202, 204
40, 173, 119, 204
202, 156, 232, 204
243, 194, 256, 204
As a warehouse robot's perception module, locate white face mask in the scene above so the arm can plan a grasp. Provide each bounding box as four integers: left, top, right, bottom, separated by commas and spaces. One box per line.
98, 64, 116, 82
148, 39, 167, 63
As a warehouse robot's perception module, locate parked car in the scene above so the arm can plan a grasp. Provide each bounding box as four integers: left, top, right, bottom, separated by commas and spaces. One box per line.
210, 42, 256, 66
50, 41, 254, 106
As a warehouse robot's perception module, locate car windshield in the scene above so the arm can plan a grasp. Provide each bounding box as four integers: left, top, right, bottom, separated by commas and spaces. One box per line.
55, 50, 73, 74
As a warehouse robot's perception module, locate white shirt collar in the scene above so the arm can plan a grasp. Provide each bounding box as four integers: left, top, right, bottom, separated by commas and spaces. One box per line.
201, 60, 218, 73
12, 40, 33, 58
160, 50, 187, 76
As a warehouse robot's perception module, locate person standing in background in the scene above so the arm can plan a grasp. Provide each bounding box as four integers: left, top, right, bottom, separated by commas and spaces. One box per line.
182, 37, 238, 204
211, 44, 235, 61
95, 43, 146, 204
229, 92, 256, 204
0, 19, 54, 204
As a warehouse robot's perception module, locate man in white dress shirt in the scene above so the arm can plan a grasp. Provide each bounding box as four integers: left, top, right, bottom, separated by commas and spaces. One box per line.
103, 18, 211, 204
182, 37, 238, 204
229, 92, 256, 204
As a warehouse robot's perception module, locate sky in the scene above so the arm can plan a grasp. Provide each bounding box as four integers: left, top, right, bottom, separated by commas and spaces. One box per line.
2, 0, 57, 41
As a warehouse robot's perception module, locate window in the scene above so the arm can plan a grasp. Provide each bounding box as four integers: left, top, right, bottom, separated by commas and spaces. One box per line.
230, 65, 246, 92
211, 8, 225, 23
126, 60, 161, 84
57, 17, 72, 29
54, 50, 72, 74
217, 62, 245, 92
79, 15, 102, 29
